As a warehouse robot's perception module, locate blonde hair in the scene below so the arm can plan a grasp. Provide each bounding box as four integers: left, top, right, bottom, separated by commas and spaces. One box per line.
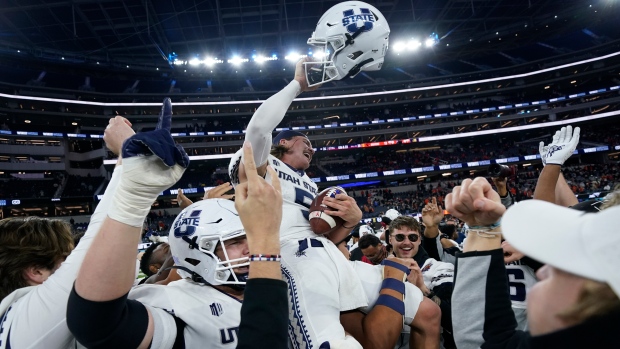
558, 279, 620, 323
601, 189, 620, 210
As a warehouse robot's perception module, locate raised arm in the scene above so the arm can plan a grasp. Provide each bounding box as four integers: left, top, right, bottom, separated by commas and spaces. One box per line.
534, 126, 580, 204
67, 99, 188, 349
446, 177, 529, 349
4, 116, 134, 349
240, 58, 318, 178
236, 141, 288, 349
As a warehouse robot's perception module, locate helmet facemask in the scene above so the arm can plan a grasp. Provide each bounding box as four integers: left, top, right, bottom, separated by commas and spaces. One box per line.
198, 229, 250, 286
169, 199, 250, 287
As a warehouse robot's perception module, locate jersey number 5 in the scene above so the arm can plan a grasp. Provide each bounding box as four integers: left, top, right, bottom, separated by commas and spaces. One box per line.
294, 187, 314, 221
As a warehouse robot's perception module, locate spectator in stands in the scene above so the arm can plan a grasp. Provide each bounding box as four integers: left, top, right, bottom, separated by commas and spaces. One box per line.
358, 234, 388, 265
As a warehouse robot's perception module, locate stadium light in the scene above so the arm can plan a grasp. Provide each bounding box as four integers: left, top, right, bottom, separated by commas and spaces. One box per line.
285, 53, 307, 61
393, 42, 406, 53
254, 55, 278, 63
425, 38, 435, 48
312, 50, 328, 59
205, 57, 223, 66
227, 56, 249, 65
188, 58, 200, 66
407, 40, 422, 50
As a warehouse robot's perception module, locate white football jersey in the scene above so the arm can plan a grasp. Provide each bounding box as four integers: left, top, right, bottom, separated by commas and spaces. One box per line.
420, 258, 454, 290
129, 280, 242, 348
505, 261, 537, 309
229, 151, 318, 241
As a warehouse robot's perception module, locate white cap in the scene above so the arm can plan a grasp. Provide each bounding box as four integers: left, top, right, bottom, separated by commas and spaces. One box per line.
359, 224, 374, 236
502, 200, 620, 298
384, 209, 400, 221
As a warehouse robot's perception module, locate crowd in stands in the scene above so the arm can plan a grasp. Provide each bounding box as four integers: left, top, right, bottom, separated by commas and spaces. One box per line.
0, 175, 63, 198
349, 162, 619, 220
62, 175, 104, 197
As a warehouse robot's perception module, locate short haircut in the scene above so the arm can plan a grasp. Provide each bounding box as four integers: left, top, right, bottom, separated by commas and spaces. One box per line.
358, 234, 382, 250
389, 216, 421, 235
0, 217, 74, 300
140, 242, 163, 277
439, 224, 457, 239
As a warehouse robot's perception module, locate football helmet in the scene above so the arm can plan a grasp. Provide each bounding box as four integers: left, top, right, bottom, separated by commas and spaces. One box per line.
168, 199, 249, 286
305, 1, 390, 86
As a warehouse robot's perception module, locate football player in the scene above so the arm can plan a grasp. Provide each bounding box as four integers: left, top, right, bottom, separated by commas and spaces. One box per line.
228, 3, 440, 347
67, 100, 262, 348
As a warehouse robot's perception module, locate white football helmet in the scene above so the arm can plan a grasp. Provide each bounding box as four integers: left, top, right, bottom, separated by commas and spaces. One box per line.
168, 199, 249, 286
305, 1, 390, 86
384, 208, 400, 221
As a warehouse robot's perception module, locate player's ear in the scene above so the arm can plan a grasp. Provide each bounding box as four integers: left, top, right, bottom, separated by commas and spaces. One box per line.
23, 265, 51, 285
149, 264, 162, 274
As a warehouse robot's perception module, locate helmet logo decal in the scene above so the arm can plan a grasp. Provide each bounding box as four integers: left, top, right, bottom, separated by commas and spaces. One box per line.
342, 8, 374, 34
173, 209, 202, 237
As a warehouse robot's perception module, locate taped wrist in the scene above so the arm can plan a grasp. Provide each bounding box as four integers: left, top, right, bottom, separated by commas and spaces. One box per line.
67, 285, 149, 349
107, 156, 184, 227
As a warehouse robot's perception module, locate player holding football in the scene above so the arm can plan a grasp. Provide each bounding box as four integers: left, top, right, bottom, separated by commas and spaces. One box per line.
228, 3, 440, 348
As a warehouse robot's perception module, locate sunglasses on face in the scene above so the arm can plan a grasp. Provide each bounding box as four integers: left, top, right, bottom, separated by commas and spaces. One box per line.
394, 234, 419, 243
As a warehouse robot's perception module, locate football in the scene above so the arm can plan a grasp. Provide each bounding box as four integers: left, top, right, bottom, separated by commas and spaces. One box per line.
309, 186, 347, 235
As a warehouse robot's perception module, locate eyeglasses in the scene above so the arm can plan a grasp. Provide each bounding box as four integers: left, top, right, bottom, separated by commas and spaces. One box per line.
394, 234, 419, 243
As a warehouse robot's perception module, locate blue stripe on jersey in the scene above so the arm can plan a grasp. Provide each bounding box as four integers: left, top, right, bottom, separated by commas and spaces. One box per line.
281, 266, 312, 349
0, 306, 12, 349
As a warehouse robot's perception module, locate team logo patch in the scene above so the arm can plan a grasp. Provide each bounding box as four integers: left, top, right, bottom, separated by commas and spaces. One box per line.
421, 262, 432, 273
546, 145, 564, 158
210, 302, 224, 316
173, 209, 202, 237
342, 8, 375, 34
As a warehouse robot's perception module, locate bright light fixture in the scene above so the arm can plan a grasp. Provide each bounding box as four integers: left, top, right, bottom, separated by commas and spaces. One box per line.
228, 56, 249, 65
393, 42, 406, 52
285, 53, 307, 61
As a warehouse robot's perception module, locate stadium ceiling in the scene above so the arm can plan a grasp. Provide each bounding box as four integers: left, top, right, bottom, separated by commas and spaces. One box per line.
0, 0, 618, 72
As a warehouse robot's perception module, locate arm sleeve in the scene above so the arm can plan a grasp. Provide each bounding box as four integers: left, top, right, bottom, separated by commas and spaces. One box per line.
8, 166, 123, 348
243, 80, 301, 167
500, 193, 514, 209
452, 249, 529, 349
237, 278, 289, 349
423, 235, 457, 265
67, 285, 151, 349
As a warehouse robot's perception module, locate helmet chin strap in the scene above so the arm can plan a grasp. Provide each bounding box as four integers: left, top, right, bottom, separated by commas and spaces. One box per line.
161, 265, 210, 285
227, 272, 249, 291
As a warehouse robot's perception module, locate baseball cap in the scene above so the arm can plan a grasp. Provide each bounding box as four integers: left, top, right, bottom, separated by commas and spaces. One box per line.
384, 209, 400, 221
359, 224, 374, 236
502, 200, 620, 298
272, 130, 308, 145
